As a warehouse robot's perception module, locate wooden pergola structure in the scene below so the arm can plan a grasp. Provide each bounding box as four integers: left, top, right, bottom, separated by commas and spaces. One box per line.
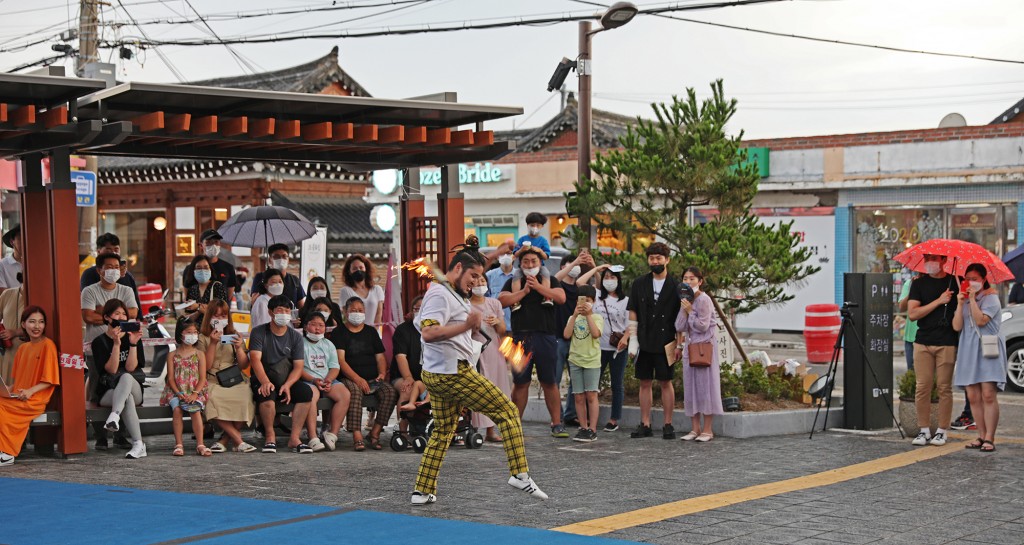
0, 74, 520, 456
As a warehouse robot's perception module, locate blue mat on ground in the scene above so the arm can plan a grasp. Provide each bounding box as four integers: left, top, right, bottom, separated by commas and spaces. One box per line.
0, 477, 634, 545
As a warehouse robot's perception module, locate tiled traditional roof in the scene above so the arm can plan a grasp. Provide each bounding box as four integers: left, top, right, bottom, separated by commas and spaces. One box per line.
187, 46, 370, 97
514, 94, 636, 152
99, 159, 366, 184
991, 97, 1024, 124
271, 191, 391, 247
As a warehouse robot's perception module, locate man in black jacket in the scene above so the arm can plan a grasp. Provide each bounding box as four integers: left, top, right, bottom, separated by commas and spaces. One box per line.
627, 242, 681, 439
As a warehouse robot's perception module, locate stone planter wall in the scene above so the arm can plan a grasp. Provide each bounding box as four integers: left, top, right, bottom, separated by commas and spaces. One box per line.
897, 397, 940, 435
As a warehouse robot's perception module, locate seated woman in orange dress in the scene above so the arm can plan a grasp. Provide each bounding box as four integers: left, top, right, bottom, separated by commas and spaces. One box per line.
0, 306, 59, 466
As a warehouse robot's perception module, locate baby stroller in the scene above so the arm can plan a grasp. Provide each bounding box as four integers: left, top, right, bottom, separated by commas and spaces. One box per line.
390, 401, 485, 452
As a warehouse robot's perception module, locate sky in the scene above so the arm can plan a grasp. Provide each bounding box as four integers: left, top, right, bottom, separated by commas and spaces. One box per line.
2, 0, 1024, 139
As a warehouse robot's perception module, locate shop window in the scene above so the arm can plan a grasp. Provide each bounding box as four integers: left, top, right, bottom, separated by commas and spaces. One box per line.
854, 208, 944, 274
98, 211, 167, 287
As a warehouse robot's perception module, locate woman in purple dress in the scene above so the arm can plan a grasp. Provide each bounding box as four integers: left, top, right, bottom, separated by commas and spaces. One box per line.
675, 267, 723, 442
470, 275, 511, 443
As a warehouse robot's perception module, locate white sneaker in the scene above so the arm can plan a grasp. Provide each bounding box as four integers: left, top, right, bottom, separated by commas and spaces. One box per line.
508, 474, 548, 500
308, 437, 326, 453
929, 432, 947, 446
125, 441, 147, 459
411, 491, 437, 505
0, 452, 14, 466
323, 432, 337, 452
911, 432, 930, 446
104, 412, 120, 433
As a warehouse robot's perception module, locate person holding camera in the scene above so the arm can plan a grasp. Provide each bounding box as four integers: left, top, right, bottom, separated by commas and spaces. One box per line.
332, 296, 396, 451
675, 267, 723, 442
907, 253, 959, 447
90, 299, 147, 459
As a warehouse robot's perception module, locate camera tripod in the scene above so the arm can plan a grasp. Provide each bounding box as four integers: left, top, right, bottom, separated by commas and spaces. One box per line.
809, 302, 904, 440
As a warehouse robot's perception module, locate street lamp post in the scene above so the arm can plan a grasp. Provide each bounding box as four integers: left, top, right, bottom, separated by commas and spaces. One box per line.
576, 2, 637, 249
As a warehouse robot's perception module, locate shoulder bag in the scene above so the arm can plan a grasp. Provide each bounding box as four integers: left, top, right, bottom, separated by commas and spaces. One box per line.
216, 364, 244, 387
686, 294, 713, 367
602, 298, 624, 348
970, 301, 1000, 359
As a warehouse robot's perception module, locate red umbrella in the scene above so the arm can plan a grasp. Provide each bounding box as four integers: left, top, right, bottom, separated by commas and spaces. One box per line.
894, 238, 1014, 283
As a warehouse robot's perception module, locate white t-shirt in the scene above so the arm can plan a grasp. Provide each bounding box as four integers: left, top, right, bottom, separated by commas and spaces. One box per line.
0, 255, 21, 289
81, 282, 139, 343
652, 277, 666, 300
595, 293, 630, 351
250, 294, 271, 330
338, 285, 385, 326
417, 283, 474, 375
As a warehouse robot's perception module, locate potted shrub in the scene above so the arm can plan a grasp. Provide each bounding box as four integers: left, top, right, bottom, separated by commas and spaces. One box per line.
897, 370, 940, 435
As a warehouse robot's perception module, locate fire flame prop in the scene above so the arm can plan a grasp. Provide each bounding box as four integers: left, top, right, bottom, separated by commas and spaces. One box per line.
499, 336, 531, 373
402, 258, 436, 280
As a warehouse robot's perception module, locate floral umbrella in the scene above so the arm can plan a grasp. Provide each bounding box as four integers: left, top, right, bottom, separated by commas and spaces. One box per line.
894, 238, 1014, 283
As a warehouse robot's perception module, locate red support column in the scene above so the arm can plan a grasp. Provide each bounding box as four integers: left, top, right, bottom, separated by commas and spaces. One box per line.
48, 149, 87, 455
399, 168, 425, 311
436, 164, 464, 274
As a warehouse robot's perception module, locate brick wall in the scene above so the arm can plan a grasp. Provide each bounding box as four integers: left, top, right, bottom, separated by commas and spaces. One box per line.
743, 123, 1024, 151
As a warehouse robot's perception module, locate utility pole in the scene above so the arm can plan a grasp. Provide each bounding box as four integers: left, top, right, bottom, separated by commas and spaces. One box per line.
77, 0, 101, 260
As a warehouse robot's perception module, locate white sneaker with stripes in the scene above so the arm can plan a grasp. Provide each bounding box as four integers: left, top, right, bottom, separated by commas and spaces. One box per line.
508, 474, 548, 500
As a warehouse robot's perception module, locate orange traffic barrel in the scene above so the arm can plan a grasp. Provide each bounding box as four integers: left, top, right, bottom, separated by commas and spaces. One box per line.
804, 304, 840, 363
138, 283, 165, 320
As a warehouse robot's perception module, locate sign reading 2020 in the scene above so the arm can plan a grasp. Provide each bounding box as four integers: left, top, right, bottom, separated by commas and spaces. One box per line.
420, 162, 509, 185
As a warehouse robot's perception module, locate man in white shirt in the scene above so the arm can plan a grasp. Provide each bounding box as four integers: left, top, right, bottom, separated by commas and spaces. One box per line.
0, 225, 22, 295
410, 248, 547, 506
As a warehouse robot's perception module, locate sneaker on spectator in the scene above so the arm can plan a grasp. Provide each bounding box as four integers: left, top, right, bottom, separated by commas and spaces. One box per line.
323, 432, 338, 451
508, 473, 548, 500
583, 429, 598, 442
125, 441, 147, 460
572, 428, 589, 442
951, 414, 974, 430
630, 424, 653, 438
602, 422, 619, 432
550, 424, 569, 438
911, 432, 930, 446
112, 433, 131, 450
0, 452, 14, 466
964, 422, 977, 431
411, 491, 437, 505
104, 412, 120, 433
663, 424, 676, 440
929, 432, 947, 446
94, 434, 108, 451
308, 437, 326, 452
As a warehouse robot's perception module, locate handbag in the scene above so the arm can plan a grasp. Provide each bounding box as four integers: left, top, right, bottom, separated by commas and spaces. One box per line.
602, 299, 624, 347
969, 302, 1001, 359
687, 341, 713, 367
264, 358, 293, 385
216, 365, 244, 388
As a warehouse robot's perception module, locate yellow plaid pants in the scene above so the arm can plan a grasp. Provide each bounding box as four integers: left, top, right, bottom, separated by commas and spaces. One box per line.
414, 360, 529, 495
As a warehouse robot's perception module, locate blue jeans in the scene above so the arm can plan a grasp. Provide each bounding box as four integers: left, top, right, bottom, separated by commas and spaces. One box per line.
904, 340, 915, 371
600, 349, 627, 421
555, 337, 576, 421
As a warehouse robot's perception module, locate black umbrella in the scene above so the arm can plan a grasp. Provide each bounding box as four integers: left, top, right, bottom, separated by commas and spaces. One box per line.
216, 206, 317, 248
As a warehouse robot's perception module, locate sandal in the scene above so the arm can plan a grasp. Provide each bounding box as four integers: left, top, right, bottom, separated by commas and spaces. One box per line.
981, 440, 996, 453
965, 437, 985, 449
172, 445, 184, 456
367, 436, 383, 450
209, 442, 227, 453
353, 440, 366, 452
196, 445, 213, 457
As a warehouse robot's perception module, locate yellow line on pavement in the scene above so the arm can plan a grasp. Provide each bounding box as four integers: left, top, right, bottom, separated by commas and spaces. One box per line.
552, 442, 962, 536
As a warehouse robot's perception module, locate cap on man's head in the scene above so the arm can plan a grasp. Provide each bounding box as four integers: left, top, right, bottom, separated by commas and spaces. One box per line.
525, 212, 547, 226
200, 229, 223, 243
2, 224, 20, 249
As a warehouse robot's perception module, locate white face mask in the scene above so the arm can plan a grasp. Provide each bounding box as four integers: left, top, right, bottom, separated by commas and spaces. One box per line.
969, 281, 984, 292
924, 261, 941, 275
103, 269, 121, 284
271, 258, 288, 270
267, 284, 284, 296
347, 312, 366, 326
204, 245, 220, 258
472, 286, 489, 297
306, 332, 324, 342
273, 313, 291, 326
603, 279, 618, 293
568, 266, 581, 278
498, 254, 514, 268
319, 310, 331, 320
210, 319, 227, 331
523, 267, 540, 277
310, 289, 328, 300
183, 333, 199, 346
528, 226, 541, 237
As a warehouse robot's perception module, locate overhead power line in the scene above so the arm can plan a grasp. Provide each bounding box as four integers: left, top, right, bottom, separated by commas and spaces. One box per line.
115, 0, 187, 81
107, 0, 425, 26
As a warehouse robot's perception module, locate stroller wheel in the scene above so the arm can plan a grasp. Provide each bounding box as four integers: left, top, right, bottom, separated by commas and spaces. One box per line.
412, 436, 428, 453
469, 432, 484, 449
390, 433, 409, 451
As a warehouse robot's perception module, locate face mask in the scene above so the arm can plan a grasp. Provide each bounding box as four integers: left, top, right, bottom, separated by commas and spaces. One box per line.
351, 270, 366, 283
194, 269, 212, 284
603, 279, 618, 292
568, 265, 581, 278
472, 286, 489, 296
969, 281, 984, 291
347, 312, 366, 326
103, 269, 120, 283
310, 289, 328, 300
523, 267, 540, 277
924, 261, 941, 275
649, 264, 666, 275
271, 258, 288, 270
267, 284, 284, 296
183, 334, 199, 346
306, 332, 324, 342
319, 310, 331, 320
210, 319, 227, 331
528, 226, 541, 237
498, 254, 514, 268
204, 245, 220, 258
273, 313, 291, 326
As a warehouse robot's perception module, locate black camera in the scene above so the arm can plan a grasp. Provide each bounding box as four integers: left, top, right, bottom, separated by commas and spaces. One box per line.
113, 320, 141, 333
677, 283, 695, 303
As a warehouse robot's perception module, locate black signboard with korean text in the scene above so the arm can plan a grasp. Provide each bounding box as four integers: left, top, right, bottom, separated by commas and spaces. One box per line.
843, 273, 895, 430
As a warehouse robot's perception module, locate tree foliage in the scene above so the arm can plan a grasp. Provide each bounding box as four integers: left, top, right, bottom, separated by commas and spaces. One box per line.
566, 80, 819, 314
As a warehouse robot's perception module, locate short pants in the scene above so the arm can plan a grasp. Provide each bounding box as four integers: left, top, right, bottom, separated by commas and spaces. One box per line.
569, 364, 601, 392
251, 377, 314, 404
510, 332, 558, 385
634, 349, 674, 381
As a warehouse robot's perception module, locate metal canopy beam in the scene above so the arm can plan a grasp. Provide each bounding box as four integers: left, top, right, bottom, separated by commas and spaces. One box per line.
0, 74, 106, 107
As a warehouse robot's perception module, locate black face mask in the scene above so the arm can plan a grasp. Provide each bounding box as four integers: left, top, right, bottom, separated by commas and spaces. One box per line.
351, 270, 366, 282
649, 264, 666, 275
